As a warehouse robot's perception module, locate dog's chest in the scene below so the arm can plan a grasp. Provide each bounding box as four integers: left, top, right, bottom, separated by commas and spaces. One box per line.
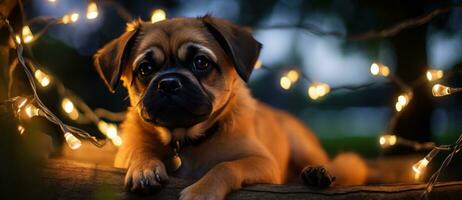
169, 143, 227, 179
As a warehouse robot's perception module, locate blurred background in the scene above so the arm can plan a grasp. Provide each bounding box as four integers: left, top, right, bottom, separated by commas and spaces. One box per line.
1, 0, 462, 198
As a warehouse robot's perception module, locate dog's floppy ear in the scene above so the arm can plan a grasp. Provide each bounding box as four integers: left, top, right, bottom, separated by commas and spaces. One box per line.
94, 23, 140, 93
201, 16, 262, 82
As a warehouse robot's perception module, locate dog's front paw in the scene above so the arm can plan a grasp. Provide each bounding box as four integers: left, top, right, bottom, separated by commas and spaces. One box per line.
125, 159, 169, 193
179, 181, 225, 200
301, 165, 335, 188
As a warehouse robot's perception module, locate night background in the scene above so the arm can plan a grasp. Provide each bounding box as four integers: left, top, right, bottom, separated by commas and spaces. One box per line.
1, 0, 462, 199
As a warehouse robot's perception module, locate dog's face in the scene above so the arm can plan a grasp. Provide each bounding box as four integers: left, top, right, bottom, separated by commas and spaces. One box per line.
94, 16, 261, 129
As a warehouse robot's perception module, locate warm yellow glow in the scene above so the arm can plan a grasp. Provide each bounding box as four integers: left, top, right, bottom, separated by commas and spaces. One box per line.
98, 121, 108, 133
34, 69, 51, 87
112, 135, 123, 146
287, 70, 299, 82
308, 82, 330, 100
395, 93, 412, 112
68, 109, 79, 120
61, 98, 75, 114
254, 60, 262, 69
426, 69, 444, 82
86, 2, 99, 19
62, 13, 79, 24
16, 97, 28, 110
395, 102, 404, 112
280, 76, 292, 90
151, 9, 166, 23
22, 26, 34, 44
432, 84, 451, 97
15, 35, 21, 44
379, 135, 397, 147
48, 0, 56, 2
370, 62, 390, 77
106, 124, 118, 139
25, 104, 40, 118
17, 125, 25, 135
64, 132, 81, 150
412, 158, 429, 177
98, 121, 118, 139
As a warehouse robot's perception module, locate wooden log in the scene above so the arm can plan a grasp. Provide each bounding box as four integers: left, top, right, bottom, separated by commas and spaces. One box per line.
40, 159, 462, 200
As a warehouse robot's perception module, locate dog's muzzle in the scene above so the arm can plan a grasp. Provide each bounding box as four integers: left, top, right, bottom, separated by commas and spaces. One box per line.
140, 73, 212, 128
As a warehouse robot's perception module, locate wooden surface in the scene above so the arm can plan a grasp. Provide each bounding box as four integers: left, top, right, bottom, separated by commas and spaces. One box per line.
41, 159, 462, 200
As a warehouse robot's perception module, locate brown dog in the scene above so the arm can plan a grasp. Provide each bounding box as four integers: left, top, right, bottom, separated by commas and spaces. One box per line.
94, 16, 367, 200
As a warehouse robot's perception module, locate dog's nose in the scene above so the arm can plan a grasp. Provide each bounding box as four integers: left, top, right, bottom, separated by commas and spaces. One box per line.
158, 77, 183, 93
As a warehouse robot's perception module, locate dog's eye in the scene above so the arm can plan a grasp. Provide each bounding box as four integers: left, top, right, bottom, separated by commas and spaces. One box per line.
138, 62, 154, 77
193, 55, 210, 71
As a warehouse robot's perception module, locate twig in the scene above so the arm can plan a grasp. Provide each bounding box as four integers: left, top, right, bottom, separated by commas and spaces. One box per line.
257, 4, 462, 41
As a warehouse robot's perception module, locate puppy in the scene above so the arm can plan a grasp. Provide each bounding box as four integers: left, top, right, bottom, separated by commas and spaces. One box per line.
94, 16, 367, 200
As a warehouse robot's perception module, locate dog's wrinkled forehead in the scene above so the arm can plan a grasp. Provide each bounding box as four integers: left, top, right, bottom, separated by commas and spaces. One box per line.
130, 18, 223, 66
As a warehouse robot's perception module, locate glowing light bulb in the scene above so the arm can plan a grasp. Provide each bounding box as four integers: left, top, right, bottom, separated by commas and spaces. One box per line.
62, 13, 79, 24
432, 84, 451, 97
412, 158, 429, 177
61, 98, 74, 114
379, 135, 397, 147
24, 104, 40, 118
64, 132, 81, 150
21, 26, 34, 44
370, 62, 390, 77
106, 124, 118, 139
17, 125, 25, 135
287, 70, 300, 82
15, 97, 28, 110
280, 76, 292, 90
395, 92, 412, 112
151, 9, 166, 23
86, 2, 98, 19
48, 0, 56, 2
426, 69, 444, 82
412, 149, 440, 180
254, 60, 262, 69
34, 69, 51, 87
308, 82, 330, 100
15, 35, 21, 44
112, 135, 123, 146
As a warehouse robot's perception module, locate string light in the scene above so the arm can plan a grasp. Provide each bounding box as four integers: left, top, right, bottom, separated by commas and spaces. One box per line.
21, 26, 34, 44
15, 35, 21, 44
395, 92, 412, 112
254, 60, 262, 69
24, 104, 41, 118
34, 69, 51, 87
412, 148, 440, 180
14, 96, 28, 111
308, 82, 330, 100
61, 98, 74, 114
64, 132, 82, 150
432, 84, 462, 97
426, 69, 444, 82
151, 9, 166, 23
379, 134, 397, 147
17, 125, 25, 135
280, 76, 292, 90
370, 62, 390, 77
112, 135, 123, 146
98, 120, 122, 146
61, 98, 79, 120
86, 2, 99, 19
61, 12, 80, 24
287, 70, 299, 82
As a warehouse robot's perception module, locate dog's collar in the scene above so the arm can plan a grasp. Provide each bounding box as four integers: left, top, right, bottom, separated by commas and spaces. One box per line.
169, 122, 220, 155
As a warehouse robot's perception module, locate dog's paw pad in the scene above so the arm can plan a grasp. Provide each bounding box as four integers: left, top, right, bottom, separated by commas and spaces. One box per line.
300, 165, 335, 188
